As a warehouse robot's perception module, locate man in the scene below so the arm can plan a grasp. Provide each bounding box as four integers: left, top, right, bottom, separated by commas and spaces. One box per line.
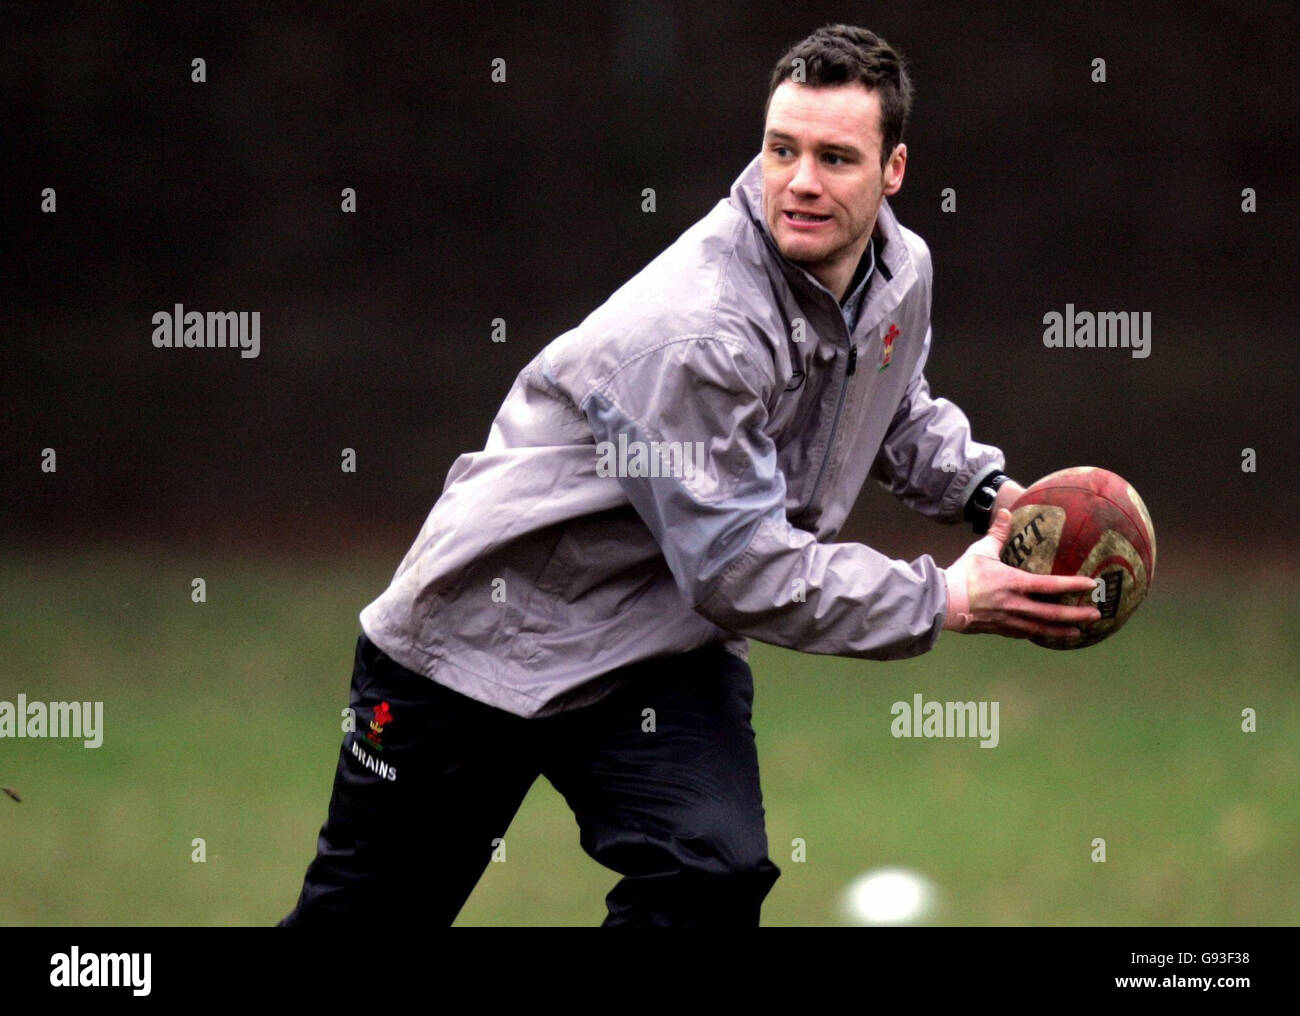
279, 24, 1099, 927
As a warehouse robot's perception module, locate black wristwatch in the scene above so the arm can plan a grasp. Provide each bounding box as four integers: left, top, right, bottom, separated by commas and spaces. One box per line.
963, 470, 1011, 535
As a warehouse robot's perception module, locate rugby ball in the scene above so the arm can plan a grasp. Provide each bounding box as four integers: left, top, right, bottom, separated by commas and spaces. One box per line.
999, 467, 1156, 649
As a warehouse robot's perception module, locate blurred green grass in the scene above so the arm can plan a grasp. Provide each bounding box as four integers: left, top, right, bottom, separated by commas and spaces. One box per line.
1, 545, 1296, 925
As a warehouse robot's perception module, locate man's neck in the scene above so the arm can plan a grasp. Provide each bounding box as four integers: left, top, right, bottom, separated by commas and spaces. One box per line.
838, 234, 876, 307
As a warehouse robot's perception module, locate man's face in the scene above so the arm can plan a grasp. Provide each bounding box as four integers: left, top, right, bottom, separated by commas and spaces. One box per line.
761, 81, 906, 296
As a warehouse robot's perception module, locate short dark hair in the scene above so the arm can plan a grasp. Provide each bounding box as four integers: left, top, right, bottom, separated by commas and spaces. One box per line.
766, 25, 914, 169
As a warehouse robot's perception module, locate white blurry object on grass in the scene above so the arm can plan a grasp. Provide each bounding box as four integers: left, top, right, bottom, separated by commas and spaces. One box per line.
841, 867, 941, 926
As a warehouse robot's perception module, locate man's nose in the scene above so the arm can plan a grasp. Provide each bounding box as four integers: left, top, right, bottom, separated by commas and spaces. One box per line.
789, 153, 822, 194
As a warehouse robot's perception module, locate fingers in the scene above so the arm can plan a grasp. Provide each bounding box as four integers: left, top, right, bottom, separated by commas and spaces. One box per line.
966, 612, 1085, 642
992, 481, 1026, 518
985, 507, 1013, 546
999, 592, 1101, 626
965, 508, 1014, 559
1008, 570, 1102, 597
961, 556, 1102, 638
968, 557, 1102, 608
1005, 616, 1085, 641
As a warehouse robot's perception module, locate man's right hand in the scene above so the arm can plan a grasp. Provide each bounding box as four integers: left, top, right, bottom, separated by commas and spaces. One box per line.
943, 508, 1101, 641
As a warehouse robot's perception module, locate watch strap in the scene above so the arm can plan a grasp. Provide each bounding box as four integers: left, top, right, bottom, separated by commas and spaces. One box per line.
964, 470, 1010, 535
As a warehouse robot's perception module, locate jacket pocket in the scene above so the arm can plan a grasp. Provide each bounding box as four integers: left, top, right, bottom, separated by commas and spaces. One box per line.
529, 508, 661, 608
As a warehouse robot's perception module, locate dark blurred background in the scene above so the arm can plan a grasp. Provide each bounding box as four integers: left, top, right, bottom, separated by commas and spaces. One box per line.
4, 1, 1298, 931
5, 0, 1297, 571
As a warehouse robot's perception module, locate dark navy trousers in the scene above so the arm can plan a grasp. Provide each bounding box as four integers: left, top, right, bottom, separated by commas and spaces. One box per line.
279, 632, 781, 926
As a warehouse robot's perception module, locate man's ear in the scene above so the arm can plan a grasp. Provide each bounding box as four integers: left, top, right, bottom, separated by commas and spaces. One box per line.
883, 143, 907, 196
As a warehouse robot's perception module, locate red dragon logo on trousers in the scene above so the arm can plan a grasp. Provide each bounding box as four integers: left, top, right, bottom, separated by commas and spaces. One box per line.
366, 700, 393, 750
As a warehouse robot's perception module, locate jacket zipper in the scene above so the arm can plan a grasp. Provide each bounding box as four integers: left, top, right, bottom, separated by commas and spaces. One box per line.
807, 339, 856, 508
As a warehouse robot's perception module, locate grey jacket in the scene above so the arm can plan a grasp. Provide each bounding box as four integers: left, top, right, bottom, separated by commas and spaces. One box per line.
359, 153, 1006, 717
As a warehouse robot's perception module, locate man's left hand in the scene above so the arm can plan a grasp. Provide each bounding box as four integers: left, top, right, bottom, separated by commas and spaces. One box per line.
993, 478, 1026, 519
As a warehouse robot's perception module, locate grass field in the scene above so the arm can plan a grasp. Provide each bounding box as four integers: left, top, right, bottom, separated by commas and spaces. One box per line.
2, 545, 1297, 925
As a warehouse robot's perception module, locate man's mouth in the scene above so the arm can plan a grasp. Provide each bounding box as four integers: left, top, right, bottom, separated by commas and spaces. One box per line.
784, 210, 831, 226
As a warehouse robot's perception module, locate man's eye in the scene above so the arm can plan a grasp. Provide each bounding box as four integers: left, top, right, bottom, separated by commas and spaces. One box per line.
824, 153, 844, 166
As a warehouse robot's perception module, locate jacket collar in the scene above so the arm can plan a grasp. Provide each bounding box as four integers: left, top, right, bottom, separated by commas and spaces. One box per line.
729, 152, 915, 314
